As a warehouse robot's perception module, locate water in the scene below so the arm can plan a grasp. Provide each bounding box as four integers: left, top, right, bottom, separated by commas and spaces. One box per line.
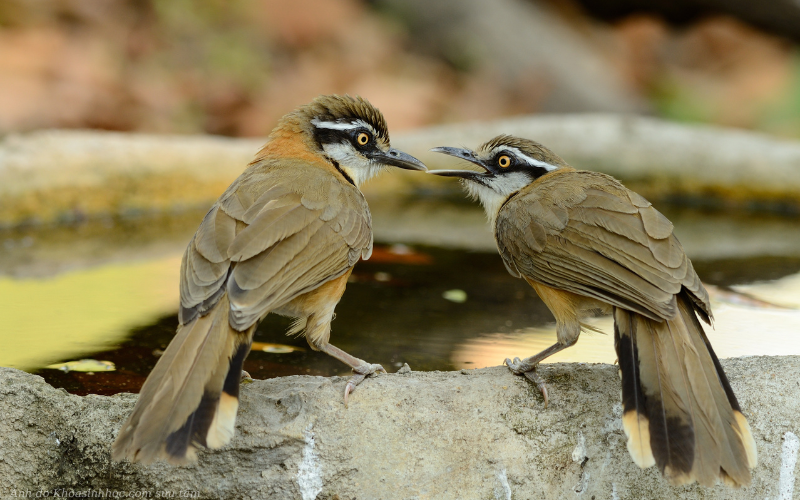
2, 207, 800, 396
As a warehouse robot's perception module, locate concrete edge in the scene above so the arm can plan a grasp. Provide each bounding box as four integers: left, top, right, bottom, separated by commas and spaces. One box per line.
2, 115, 800, 227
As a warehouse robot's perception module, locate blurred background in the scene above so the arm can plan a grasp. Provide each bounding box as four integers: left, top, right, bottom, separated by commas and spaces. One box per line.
2, 0, 800, 396
2, 0, 800, 137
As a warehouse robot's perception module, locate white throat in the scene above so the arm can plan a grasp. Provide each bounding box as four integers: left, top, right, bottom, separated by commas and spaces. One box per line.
463, 171, 532, 226
320, 142, 382, 187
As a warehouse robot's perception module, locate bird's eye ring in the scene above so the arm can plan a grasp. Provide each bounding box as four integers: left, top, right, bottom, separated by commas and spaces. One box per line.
356, 132, 370, 146
498, 155, 511, 168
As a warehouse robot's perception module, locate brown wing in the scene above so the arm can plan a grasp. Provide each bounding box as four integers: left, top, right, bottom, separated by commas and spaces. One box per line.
496, 170, 710, 322
179, 158, 372, 330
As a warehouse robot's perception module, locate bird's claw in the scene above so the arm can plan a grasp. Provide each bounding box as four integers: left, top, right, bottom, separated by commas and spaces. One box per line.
522, 370, 549, 408
343, 363, 385, 407
504, 357, 549, 407
240, 370, 254, 385
504, 357, 534, 374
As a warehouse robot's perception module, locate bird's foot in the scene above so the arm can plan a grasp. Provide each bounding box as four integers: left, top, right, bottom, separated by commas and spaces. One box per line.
504, 356, 535, 374
344, 363, 386, 407
241, 370, 254, 385
505, 357, 549, 407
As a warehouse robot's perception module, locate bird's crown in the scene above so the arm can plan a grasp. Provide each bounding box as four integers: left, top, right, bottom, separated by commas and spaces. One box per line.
298, 94, 389, 145
478, 134, 568, 168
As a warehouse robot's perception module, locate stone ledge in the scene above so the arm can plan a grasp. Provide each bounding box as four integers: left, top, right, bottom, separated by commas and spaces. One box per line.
3, 115, 800, 227
0, 357, 798, 499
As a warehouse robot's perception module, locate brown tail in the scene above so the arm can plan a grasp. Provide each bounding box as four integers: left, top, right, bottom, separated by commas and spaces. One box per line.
614, 291, 757, 487
112, 295, 253, 464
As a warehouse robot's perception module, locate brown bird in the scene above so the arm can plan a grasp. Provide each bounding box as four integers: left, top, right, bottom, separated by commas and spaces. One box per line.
112, 95, 427, 464
430, 135, 757, 487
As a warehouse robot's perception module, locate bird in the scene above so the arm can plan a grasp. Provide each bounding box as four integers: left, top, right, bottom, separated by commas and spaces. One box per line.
111, 95, 427, 465
429, 135, 757, 487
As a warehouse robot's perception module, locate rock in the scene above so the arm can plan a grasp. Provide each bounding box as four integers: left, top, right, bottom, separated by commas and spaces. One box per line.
1, 357, 798, 499
0, 130, 262, 227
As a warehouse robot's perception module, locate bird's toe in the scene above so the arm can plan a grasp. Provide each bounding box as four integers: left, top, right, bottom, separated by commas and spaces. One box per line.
504, 357, 535, 374
343, 363, 385, 407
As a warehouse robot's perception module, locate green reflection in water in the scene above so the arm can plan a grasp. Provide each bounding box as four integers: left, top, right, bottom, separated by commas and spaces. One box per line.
0, 256, 180, 370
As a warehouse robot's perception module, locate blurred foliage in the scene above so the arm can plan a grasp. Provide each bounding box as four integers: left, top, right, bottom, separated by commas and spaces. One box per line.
652, 52, 800, 138
651, 77, 717, 125
759, 55, 800, 138
149, 0, 271, 89
620, 15, 800, 137
1, 0, 800, 138
0, 0, 461, 135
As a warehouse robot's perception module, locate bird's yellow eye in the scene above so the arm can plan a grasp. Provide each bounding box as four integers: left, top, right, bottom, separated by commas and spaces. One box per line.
498, 155, 511, 168
357, 132, 370, 146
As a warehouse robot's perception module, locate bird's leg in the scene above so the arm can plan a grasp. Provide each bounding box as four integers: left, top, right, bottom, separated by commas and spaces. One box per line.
299, 303, 386, 405
507, 285, 584, 406
505, 341, 571, 373
315, 342, 386, 406
505, 339, 577, 407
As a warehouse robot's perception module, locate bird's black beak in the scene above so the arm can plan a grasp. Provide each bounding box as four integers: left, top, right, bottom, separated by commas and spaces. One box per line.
428, 147, 492, 180
376, 148, 428, 171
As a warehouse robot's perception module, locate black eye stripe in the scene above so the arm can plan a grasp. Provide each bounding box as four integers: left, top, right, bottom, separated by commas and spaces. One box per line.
313, 124, 380, 151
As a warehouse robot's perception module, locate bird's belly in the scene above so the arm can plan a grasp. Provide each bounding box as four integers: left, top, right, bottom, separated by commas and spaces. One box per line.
271, 268, 353, 320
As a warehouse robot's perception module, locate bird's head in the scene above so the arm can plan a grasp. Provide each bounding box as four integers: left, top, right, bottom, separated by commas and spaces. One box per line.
270, 94, 426, 186
429, 135, 569, 217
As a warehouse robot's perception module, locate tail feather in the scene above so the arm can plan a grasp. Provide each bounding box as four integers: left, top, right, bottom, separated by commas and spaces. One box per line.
689, 309, 758, 470
615, 309, 656, 468
634, 311, 696, 482
677, 297, 752, 485
614, 291, 756, 487
112, 295, 252, 464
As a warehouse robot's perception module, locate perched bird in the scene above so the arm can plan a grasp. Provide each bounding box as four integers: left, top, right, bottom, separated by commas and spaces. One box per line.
430, 135, 757, 487
112, 95, 427, 464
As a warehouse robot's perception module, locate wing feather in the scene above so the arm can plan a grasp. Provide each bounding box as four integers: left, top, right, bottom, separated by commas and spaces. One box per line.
179, 161, 372, 331
497, 170, 710, 321
228, 203, 320, 262
194, 206, 237, 263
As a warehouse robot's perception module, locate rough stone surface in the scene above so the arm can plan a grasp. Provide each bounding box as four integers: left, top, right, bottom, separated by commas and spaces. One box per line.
1, 357, 799, 499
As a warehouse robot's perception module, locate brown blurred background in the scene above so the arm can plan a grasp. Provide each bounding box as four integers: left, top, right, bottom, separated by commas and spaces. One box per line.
1, 0, 799, 138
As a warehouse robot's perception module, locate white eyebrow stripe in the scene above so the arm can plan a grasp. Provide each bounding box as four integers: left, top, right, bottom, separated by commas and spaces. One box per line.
494, 145, 558, 171
311, 118, 371, 131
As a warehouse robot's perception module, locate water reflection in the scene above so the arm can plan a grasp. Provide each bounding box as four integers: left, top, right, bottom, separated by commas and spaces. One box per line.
451, 277, 800, 369
0, 244, 796, 395
2, 206, 800, 395
0, 256, 180, 370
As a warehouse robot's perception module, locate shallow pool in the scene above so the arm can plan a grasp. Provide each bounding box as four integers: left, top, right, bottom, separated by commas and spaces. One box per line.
2, 206, 800, 395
